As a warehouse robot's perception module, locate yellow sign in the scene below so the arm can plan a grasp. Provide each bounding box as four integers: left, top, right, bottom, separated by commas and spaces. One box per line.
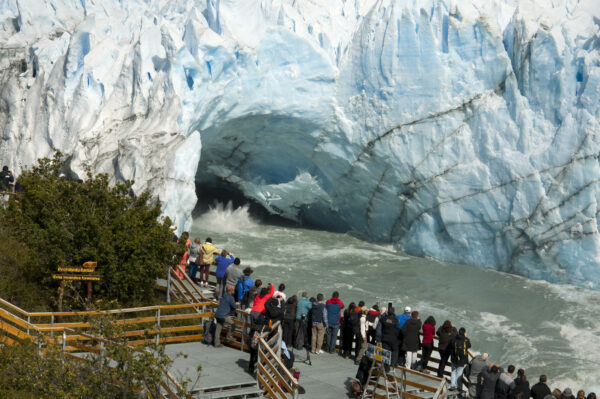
53, 274, 101, 281
82, 261, 97, 268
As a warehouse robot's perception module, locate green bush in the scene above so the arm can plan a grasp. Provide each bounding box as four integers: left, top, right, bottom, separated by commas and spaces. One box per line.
0, 151, 181, 308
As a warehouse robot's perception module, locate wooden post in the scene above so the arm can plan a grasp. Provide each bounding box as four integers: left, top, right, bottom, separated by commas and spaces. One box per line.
87, 281, 93, 303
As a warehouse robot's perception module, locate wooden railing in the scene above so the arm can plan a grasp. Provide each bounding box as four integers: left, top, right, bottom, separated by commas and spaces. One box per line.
0, 299, 189, 398
256, 322, 299, 399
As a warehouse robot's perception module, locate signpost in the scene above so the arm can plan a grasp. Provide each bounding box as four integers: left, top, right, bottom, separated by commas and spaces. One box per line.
53, 261, 100, 309
363, 344, 401, 399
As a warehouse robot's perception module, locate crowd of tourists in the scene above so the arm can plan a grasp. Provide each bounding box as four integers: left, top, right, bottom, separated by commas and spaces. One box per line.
175, 236, 596, 399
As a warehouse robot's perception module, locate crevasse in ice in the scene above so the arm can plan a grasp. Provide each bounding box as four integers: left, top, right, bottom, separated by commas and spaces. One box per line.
1, 0, 599, 288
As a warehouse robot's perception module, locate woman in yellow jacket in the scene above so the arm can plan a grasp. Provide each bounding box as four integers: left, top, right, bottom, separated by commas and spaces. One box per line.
199, 237, 219, 287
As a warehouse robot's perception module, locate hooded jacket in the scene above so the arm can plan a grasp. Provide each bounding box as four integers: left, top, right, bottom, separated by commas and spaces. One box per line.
325, 297, 345, 325
251, 284, 275, 314
200, 242, 219, 265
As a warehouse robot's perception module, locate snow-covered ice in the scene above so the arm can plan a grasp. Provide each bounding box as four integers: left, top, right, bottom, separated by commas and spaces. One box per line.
1, 0, 600, 288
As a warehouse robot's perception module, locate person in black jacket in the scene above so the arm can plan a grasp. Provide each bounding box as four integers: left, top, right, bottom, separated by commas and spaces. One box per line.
401, 310, 422, 369
436, 320, 458, 378
379, 307, 400, 369
510, 369, 530, 399
530, 375, 551, 399
450, 327, 471, 392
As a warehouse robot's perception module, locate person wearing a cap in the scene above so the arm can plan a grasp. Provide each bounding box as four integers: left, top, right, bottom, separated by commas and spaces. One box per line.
396, 306, 411, 367
562, 389, 575, 399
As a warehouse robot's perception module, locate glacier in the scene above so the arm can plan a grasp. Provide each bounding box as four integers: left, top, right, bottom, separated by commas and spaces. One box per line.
1, 0, 600, 288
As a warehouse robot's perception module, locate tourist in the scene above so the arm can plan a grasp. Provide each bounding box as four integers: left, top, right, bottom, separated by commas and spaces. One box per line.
531, 375, 552, 399
479, 364, 501, 399
587, 393, 597, 399
562, 389, 576, 399
265, 292, 285, 323
396, 306, 411, 366
352, 301, 365, 360
341, 302, 356, 359
325, 291, 345, 353
365, 304, 380, 344
510, 369, 530, 399
225, 257, 242, 292
170, 225, 178, 242
0, 165, 14, 192
250, 283, 274, 320
577, 391, 586, 399
436, 320, 458, 377
496, 365, 517, 399
282, 295, 298, 346
214, 249, 235, 298
376, 306, 397, 370
449, 327, 471, 392
199, 237, 219, 287
236, 267, 254, 301
214, 285, 238, 347
294, 292, 312, 350
188, 237, 201, 283
241, 286, 258, 310
176, 232, 190, 279
354, 306, 368, 365
552, 389, 563, 399
467, 352, 488, 399
310, 293, 327, 354
418, 315, 436, 372
402, 310, 422, 369
273, 283, 287, 301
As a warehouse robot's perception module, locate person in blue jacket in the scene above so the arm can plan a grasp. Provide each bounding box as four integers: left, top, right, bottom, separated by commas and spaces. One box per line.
214, 250, 234, 299
236, 267, 254, 301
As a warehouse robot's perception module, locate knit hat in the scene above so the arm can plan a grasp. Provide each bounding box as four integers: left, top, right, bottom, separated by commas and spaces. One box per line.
404, 306, 411, 313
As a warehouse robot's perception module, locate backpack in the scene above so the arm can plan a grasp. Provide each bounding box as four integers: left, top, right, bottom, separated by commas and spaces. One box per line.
265, 297, 283, 320
236, 276, 249, 301
350, 310, 361, 334
283, 300, 296, 320
453, 337, 467, 362
202, 319, 216, 345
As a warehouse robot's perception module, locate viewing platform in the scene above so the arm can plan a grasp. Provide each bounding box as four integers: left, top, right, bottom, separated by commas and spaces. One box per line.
0, 266, 455, 399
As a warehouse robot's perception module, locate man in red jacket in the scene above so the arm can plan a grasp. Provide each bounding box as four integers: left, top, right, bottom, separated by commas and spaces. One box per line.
325, 291, 345, 353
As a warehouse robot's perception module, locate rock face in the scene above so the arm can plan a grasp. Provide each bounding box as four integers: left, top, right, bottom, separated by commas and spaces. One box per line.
1, 0, 600, 288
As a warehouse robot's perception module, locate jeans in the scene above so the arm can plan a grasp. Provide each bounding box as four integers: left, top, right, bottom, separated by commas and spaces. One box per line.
325, 324, 340, 352
215, 276, 225, 298
188, 262, 198, 280
451, 363, 465, 389
311, 323, 325, 353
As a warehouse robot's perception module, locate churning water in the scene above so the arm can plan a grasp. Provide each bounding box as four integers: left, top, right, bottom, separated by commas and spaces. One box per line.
191, 202, 600, 390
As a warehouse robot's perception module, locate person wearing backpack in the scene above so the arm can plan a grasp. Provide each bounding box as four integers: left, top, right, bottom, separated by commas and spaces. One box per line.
450, 327, 471, 392
236, 267, 254, 301
310, 293, 328, 354
265, 294, 284, 323
341, 302, 356, 359
379, 306, 400, 369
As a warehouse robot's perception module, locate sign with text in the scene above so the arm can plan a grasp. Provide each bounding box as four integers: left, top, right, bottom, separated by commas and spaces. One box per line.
53, 274, 101, 281
365, 344, 391, 365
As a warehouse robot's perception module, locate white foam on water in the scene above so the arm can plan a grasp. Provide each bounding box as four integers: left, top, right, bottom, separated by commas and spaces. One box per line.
194, 201, 262, 235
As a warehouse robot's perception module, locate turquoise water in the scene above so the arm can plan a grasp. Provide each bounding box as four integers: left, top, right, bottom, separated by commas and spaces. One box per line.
191, 202, 600, 390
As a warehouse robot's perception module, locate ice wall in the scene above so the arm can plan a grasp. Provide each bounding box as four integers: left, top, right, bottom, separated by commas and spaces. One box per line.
1, 0, 600, 287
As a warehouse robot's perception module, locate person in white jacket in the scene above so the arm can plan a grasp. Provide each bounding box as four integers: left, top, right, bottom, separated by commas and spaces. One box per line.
354, 306, 369, 364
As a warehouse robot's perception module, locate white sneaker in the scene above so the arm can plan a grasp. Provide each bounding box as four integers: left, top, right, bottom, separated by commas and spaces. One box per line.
317, 350, 323, 354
